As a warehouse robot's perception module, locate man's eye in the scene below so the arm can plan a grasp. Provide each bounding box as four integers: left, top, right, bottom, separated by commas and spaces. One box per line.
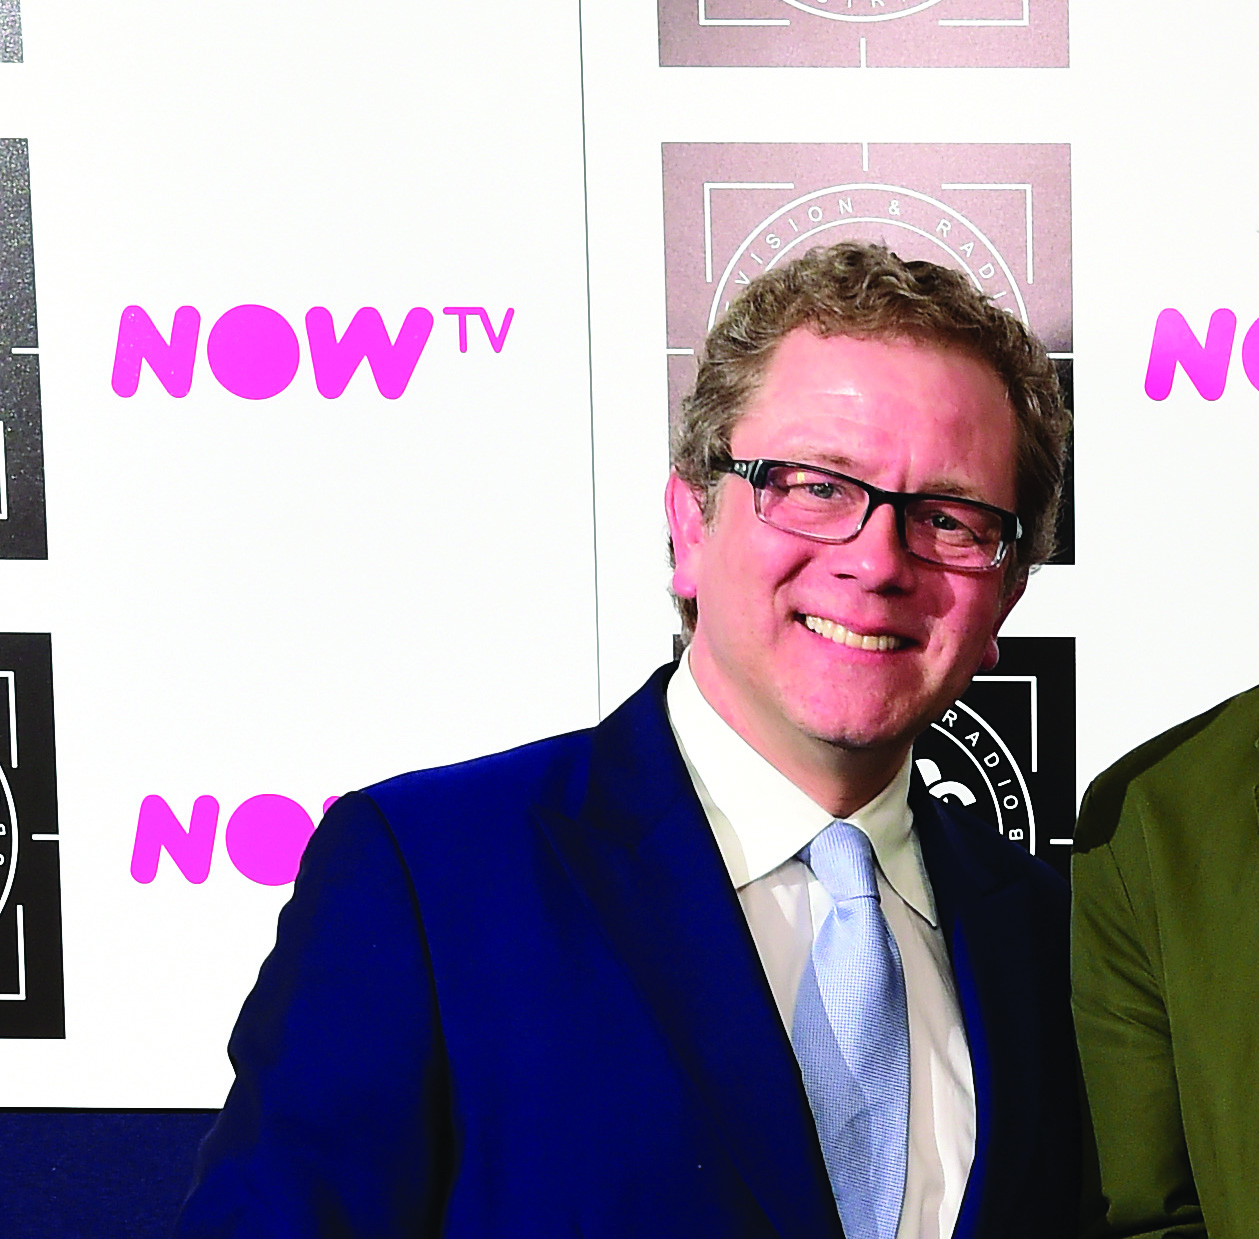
803, 482, 837, 500
915, 506, 988, 544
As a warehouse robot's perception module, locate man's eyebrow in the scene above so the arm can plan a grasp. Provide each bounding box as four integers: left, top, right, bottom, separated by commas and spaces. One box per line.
799, 454, 994, 502
803, 451, 859, 471
915, 480, 989, 500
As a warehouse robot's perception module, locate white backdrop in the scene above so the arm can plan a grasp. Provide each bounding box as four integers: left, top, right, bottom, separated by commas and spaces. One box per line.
0, 2, 1257, 1105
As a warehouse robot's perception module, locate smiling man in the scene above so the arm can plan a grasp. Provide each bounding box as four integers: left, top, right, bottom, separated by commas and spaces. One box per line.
178, 243, 1078, 1239
669, 328, 1024, 816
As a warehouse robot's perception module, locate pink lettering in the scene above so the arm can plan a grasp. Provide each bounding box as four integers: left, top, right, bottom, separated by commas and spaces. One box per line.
130, 795, 220, 883
206, 305, 301, 400
444, 306, 476, 353
305, 307, 434, 399
114, 302, 518, 397
224, 794, 317, 886
443, 306, 514, 354
1240, 318, 1259, 392
479, 307, 514, 353
1144, 308, 1237, 401
111, 306, 201, 397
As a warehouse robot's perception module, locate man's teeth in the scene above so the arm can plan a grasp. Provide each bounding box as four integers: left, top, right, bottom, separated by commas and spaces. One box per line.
802, 614, 905, 652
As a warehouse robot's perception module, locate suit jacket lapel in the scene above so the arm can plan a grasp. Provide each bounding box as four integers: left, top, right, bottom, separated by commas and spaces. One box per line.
534, 666, 841, 1239
913, 785, 1043, 1239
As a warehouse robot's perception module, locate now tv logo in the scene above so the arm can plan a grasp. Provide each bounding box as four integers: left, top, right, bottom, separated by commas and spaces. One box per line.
130, 793, 338, 886
1144, 308, 1259, 400
111, 303, 514, 401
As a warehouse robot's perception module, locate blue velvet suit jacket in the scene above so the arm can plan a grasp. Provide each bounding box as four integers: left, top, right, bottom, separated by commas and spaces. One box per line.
176, 667, 1079, 1238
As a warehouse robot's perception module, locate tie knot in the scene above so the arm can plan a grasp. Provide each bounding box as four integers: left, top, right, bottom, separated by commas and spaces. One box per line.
803, 819, 880, 903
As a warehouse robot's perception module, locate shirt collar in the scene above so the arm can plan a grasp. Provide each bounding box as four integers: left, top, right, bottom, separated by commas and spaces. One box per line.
666, 649, 937, 926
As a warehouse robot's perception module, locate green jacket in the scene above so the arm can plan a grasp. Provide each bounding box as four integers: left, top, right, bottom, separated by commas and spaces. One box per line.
1073, 685, 1259, 1238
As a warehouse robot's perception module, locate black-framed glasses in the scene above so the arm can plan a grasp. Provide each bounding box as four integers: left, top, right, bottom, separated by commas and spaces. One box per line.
716, 457, 1022, 570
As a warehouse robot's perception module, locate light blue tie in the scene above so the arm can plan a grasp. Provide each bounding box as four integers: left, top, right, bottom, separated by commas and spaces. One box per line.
791, 820, 910, 1239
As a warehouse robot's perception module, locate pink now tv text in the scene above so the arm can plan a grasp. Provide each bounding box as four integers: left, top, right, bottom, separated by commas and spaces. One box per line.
130, 793, 338, 886
111, 304, 515, 400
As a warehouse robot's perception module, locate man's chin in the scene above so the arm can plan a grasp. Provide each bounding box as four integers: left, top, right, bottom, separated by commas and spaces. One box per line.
792, 711, 918, 759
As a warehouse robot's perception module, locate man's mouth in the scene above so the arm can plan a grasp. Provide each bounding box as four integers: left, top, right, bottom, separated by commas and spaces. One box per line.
800, 613, 909, 652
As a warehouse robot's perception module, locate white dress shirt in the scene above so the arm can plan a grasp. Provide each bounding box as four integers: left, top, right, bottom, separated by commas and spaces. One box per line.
666, 651, 976, 1239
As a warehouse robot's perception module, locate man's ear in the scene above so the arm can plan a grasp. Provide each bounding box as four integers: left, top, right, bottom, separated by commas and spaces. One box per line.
665, 471, 707, 601
979, 574, 1027, 672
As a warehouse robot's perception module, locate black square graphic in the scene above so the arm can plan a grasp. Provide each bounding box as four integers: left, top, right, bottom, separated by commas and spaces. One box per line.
0, 634, 64, 1038
0, 138, 46, 559
912, 636, 1075, 882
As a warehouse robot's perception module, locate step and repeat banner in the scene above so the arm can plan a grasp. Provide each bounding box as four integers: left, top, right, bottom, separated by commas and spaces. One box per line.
2, 2, 1258, 1105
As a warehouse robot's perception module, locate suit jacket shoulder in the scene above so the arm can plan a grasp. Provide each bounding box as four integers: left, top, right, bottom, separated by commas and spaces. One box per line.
928, 790, 1067, 890
1076, 683, 1259, 852
364, 721, 595, 838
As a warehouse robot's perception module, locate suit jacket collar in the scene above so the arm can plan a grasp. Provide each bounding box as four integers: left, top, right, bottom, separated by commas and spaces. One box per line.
535, 664, 842, 1239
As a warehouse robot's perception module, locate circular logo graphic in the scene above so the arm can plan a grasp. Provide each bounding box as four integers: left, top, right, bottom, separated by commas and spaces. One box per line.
0, 764, 17, 916
708, 183, 1026, 331
912, 699, 1036, 854
776, 0, 947, 20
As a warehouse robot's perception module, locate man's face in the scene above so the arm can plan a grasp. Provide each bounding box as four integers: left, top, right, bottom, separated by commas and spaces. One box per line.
668, 328, 1023, 773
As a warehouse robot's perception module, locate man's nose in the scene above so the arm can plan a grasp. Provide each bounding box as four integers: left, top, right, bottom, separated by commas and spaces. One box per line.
830, 501, 916, 591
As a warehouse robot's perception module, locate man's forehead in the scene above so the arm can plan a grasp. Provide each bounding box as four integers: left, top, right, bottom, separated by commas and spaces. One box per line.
722, 327, 1018, 506
733, 328, 1008, 424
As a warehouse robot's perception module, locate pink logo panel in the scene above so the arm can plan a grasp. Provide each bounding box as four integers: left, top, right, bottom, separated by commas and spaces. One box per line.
130, 793, 341, 886
659, 0, 1068, 67
111, 305, 514, 400
662, 142, 1072, 426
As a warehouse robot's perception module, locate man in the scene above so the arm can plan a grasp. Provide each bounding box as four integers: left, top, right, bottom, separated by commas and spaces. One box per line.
177, 242, 1078, 1238
1073, 689, 1259, 1237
